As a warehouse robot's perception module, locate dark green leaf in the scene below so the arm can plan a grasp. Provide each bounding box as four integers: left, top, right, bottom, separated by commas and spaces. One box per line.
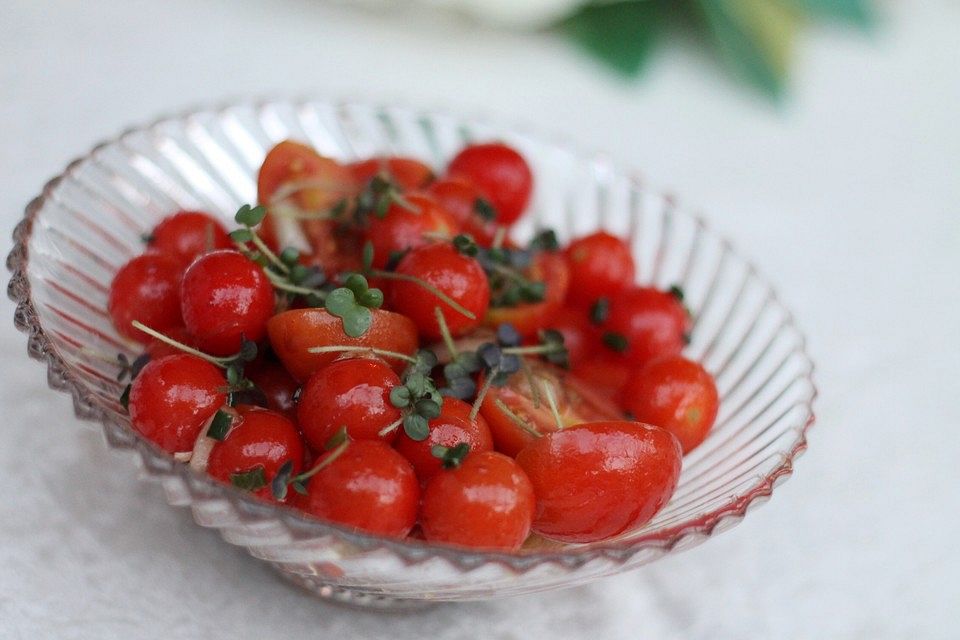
357, 287, 384, 309
119, 384, 131, 411
403, 414, 430, 441
473, 198, 497, 221
362, 240, 375, 272
528, 229, 560, 252
590, 297, 610, 324
602, 331, 630, 353
669, 285, 685, 302
431, 442, 471, 469
496, 323, 521, 348
390, 385, 412, 408
415, 398, 442, 420
453, 234, 479, 257
324, 425, 349, 450
560, 0, 664, 77
229, 228, 254, 243
206, 409, 233, 441
279, 247, 300, 266
270, 460, 295, 501
235, 204, 267, 227
230, 466, 267, 492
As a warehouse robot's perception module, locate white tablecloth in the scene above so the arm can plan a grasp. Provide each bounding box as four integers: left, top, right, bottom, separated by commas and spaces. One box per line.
2, 1, 957, 637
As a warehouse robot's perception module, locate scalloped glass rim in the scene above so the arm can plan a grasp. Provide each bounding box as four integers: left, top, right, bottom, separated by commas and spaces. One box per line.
6, 98, 816, 600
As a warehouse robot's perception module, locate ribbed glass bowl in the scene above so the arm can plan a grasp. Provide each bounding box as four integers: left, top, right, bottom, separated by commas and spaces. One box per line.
6, 99, 815, 609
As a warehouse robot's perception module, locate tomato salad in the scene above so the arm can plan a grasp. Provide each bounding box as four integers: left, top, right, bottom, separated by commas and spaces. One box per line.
109, 140, 719, 551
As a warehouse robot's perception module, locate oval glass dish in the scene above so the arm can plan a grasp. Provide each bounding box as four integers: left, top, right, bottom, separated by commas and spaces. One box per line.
6, 99, 815, 609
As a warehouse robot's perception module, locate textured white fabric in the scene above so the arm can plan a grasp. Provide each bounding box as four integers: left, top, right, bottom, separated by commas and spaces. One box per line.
1, 1, 957, 638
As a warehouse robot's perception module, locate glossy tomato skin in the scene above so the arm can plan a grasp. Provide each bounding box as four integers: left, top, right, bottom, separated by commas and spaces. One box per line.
516, 421, 682, 543
128, 354, 227, 453
267, 307, 418, 381
564, 231, 636, 307
147, 211, 232, 267
543, 306, 596, 369
480, 359, 621, 457
257, 140, 356, 208
108, 252, 184, 343
180, 250, 275, 356
393, 398, 494, 483
420, 451, 535, 550
427, 177, 499, 245
291, 440, 419, 538
485, 251, 570, 338
447, 142, 532, 225
364, 193, 458, 269
388, 243, 490, 341
622, 356, 719, 453
348, 157, 434, 191
245, 359, 300, 420
206, 406, 305, 501
602, 287, 690, 366
297, 357, 402, 450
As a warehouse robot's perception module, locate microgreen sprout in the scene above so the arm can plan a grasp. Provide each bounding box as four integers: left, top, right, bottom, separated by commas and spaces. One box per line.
602, 331, 629, 353
431, 442, 471, 469
472, 198, 497, 221
590, 297, 610, 325
384, 350, 443, 441
467, 229, 561, 308
324, 273, 384, 338
271, 426, 350, 500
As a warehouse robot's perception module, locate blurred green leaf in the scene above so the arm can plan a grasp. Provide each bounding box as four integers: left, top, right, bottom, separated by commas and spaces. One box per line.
561, 0, 665, 77
696, 0, 800, 100
784, 0, 873, 26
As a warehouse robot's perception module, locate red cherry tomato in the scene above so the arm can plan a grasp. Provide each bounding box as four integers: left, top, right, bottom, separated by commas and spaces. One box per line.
393, 397, 493, 483
484, 251, 570, 338
387, 243, 490, 341
244, 359, 300, 420
257, 140, 356, 209
479, 359, 621, 457
291, 440, 419, 538
297, 357, 402, 449
447, 142, 532, 225
364, 193, 458, 269
180, 250, 275, 356
602, 287, 690, 366
427, 177, 500, 245
516, 421, 682, 543
420, 451, 535, 550
621, 356, 719, 453
144, 325, 196, 360
564, 231, 636, 307
128, 354, 227, 453
542, 306, 596, 368
267, 307, 418, 382
348, 157, 434, 191
108, 252, 184, 343
570, 356, 633, 404
147, 210, 232, 267
206, 405, 305, 501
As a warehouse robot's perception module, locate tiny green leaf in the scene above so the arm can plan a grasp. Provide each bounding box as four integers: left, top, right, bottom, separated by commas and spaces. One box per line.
473, 198, 496, 221
362, 240, 375, 272
279, 247, 300, 266
324, 425, 349, 451
229, 228, 254, 243
119, 384, 131, 411
206, 409, 233, 441
230, 466, 267, 492
403, 414, 430, 441
431, 442, 471, 469
390, 385, 412, 408
602, 331, 629, 353
235, 204, 267, 227
590, 297, 610, 325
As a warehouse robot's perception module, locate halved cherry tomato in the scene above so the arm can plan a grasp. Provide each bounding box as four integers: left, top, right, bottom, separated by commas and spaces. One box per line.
479, 359, 621, 457
570, 356, 634, 405
484, 251, 570, 338
516, 421, 682, 543
348, 157, 434, 191
364, 193, 458, 269
257, 140, 356, 209
267, 307, 418, 381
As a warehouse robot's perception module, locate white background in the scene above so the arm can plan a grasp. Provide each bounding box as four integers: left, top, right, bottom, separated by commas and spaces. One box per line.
1, 1, 958, 638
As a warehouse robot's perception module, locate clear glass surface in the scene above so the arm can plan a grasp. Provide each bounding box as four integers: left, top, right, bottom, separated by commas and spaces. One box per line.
6, 99, 816, 608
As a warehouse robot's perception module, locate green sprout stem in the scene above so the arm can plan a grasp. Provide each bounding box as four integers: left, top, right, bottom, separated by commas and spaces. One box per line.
502, 344, 562, 356
306, 345, 418, 364
377, 415, 406, 438
540, 380, 564, 431
434, 306, 459, 360
370, 270, 476, 320
493, 398, 542, 438
290, 437, 351, 484
130, 321, 235, 368
264, 269, 327, 298
469, 366, 499, 421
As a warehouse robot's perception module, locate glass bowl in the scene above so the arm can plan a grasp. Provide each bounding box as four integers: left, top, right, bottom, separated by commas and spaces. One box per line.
6, 98, 816, 609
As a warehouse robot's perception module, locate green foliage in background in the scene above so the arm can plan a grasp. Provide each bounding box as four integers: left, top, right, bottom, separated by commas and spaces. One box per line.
560, 0, 873, 99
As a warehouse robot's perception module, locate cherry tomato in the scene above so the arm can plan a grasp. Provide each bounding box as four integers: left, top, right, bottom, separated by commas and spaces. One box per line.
542, 306, 595, 368
570, 356, 633, 404
601, 287, 690, 366
291, 440, 419, 538
621, 356, 719, 453
485, 251, 570, 338
427, 176, 500, 245
206, 405, 305, 501
257, 140, 355, 209
479, 359, 621, 457
267, 307, 418, 381
393, 397, 493, 483
180, 250, 275, 356
244, 359, 300, 421
144, 326, 196, 360
564, 231, 636, 307
364, 193, 458, 269
348, 157, 434, 191
447, 142, 532, 225
387, 243, 490, 341
108, 252, 183, 343
516, 421, 682, 543
297, 357, 402, 449
147, 210, 232, 267
420, 451, 534, 550
128, 354, 227, 453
